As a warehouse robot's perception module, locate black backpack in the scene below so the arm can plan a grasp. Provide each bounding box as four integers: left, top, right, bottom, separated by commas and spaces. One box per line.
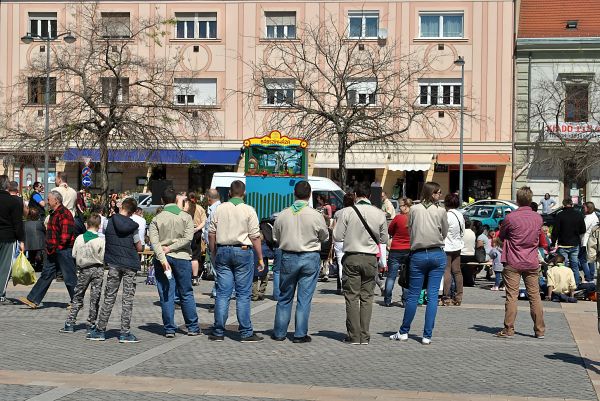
260, 219, 278, 249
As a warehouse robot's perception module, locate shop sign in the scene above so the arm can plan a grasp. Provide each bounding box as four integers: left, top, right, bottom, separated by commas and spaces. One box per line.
434, 164, 448, 172
542, 123, 600, 141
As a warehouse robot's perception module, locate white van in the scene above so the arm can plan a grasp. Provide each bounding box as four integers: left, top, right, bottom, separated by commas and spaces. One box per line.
210, 172, 345, 211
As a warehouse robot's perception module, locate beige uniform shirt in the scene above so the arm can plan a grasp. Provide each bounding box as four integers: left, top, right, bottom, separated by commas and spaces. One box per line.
55, 184, 78, 217
547, 265, 577, 294
333, 200, 388, 254
208, 200, 260, 246
148, 204, 194, 263
382, 199, 396, 220
274, 205, 329, 252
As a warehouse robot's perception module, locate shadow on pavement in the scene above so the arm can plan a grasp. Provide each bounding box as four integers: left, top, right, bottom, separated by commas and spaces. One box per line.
545, 352, 600, 374
312, 330, 346, 341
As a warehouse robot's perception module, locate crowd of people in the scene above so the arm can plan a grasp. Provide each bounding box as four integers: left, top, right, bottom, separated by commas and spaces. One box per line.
1, 172, 599, 344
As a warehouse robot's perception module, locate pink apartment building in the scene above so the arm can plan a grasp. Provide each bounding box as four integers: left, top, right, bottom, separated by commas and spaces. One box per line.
0, 0, 514, 200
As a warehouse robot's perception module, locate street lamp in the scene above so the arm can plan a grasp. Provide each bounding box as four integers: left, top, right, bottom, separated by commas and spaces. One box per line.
20, 31, 76, 201
454, 56, 465, 205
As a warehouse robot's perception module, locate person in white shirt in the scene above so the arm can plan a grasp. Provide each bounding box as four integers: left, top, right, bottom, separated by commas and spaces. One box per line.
54, 172, 78, 217
540, 193, 556, 215
442, 193, 465, 306
461, 218, 477, 261
580, 202, 599, 282
131, 207, 147, 249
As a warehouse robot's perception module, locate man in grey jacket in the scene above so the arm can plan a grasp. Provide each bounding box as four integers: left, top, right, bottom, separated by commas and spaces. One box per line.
333, 182, 388, 345
271, 181, 329, 343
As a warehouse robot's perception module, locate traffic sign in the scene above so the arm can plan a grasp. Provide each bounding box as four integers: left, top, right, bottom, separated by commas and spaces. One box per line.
82, 176, 92, 187
82, 167, 92, 177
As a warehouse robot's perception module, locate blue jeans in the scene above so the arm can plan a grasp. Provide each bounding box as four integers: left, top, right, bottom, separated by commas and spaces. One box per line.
558, 247, 581, 285
273, 251, 320, 338
155, 256, 199, 334
494, 271, 503, 287
272, 248, 282, 301
213, 246, 254, 338
28, 248, 77, 305
384, 250, 409, 305
578, 246, 595, 282
400, 247, 446, 339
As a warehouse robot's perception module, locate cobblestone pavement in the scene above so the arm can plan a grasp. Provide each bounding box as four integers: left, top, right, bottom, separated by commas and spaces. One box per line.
0, 272, 598, 401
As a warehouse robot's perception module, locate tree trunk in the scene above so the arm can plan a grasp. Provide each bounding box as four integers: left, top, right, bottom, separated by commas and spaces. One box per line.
337, 134, 348, 192
99, 135, 110, 210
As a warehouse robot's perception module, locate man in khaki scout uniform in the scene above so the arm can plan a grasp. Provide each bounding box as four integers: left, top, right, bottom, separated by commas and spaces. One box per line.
208, 180, 264, 342
333, 182, 388, 345
271, 181, 329, 343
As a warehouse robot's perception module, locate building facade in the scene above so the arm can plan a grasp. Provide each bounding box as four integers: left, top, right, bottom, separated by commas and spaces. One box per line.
514, 0, 600, 206
0, 0, 514, 199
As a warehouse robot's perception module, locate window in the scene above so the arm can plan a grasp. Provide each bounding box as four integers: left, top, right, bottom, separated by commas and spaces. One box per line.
174, 78, 217, 106
419, 80, 461, 106
175, 13, 217, 39
265, 12, 296, 39
29, 12, 57, 39
419, 13, 464, 38
264, 79, 295, 105
348, 11, 379, 39
565, 84, 589, 122
101, 12, 131, 39
101, 77, 129, 103
347, 79, 377, 105
28, 77, 56, 104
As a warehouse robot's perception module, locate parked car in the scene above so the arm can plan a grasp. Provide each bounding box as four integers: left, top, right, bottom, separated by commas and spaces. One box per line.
129, 193, 160, 214
462, 204, 514, 230
459, 199, 518, 214
542, 205, 600, 228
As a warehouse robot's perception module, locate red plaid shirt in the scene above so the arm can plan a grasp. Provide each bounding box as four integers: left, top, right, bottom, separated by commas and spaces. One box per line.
46, 204, 75, 254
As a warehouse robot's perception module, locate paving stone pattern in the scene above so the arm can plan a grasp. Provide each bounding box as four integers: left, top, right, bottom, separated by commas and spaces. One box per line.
1, 275, 596, 401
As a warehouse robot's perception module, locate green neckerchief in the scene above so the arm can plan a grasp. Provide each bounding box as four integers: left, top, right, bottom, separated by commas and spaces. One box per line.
163, 204, 181, 215
291, 200, 308, 214
422, 201, 433, 209
356, 199, 371, 205
229, 197, 244, 206
83, 230, 99, 243
555, 263, 567, 268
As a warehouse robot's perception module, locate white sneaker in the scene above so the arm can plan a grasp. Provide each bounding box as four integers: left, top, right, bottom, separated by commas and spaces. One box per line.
389, 332, 408, 341
422, 338, 431, 345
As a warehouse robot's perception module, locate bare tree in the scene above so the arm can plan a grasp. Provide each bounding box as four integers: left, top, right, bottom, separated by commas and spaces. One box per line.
243, 16, 438, 190
1, 2, 215, 203
527, 70, 600, 189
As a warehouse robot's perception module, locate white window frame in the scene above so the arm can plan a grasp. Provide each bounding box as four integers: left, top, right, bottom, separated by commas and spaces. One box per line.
264, 12, 296, 39
348, 11, 379, 39
28, 12, 58, 39
175, 12, 217, 39
347, 79, 378, 106
418, 12, 464, 39
418, 79, 462, 106
264, 78, 295, 106
174, 78, 217, 106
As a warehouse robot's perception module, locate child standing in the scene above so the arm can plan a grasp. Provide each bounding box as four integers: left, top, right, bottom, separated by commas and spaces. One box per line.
60, 213, 105, 333
489, 237, 504, 291
87, 198, 142, 343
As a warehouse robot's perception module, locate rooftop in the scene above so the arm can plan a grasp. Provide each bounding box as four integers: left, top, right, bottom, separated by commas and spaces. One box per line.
519, 0, 600, 38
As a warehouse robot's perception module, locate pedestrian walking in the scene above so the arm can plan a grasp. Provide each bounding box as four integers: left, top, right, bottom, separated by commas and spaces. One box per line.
579, 202, 598, 282
552, 198, 586, 285
384, 197, 412, 307
442, 193, 465, 306
495, 186, 545, 339
271, 181, 329, 343
149, 188, 199, 338
87, 198, 142, 343
207, 180, 264, 342
333, 182, 388, 345
332, 193, 356, 295
0, 175, 25, 305
61, 213, 105, 333
390, 182, 448, 345
20, 190, 76, 309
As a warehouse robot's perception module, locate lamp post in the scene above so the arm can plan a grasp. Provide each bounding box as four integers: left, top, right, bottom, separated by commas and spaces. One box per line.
454, 56, 465, 205
20, 31, 76, 201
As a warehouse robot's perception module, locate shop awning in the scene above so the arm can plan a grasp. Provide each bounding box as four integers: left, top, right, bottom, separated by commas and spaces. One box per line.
62, 148, 241, 165
436, 153, 511, 165
387, 154, 433, 171
313, 152, 385, 169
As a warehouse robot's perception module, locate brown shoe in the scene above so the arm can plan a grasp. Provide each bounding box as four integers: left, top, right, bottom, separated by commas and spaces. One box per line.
440, 298, 452, 306
19, 297, 38, 309
495, 329, 514, 339
453, 300, 462, 306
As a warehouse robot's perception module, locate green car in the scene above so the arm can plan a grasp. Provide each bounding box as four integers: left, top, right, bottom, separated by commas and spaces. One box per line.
462, 204, 514, 230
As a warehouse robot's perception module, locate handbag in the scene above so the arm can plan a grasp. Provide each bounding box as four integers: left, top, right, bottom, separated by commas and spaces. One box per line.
351, 205, 386, 269
397, 257, 410, 288
475, 246, 487, 263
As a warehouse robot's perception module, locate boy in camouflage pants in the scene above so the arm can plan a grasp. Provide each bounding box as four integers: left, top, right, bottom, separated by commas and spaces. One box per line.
60, 213, 105, 333
87, 198, 142, 343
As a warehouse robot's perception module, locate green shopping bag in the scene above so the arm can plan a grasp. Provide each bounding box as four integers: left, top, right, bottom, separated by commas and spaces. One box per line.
12, 252, 37, 286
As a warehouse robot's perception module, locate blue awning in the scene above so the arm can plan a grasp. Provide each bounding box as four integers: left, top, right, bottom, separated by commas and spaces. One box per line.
62, 148, 241, 165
